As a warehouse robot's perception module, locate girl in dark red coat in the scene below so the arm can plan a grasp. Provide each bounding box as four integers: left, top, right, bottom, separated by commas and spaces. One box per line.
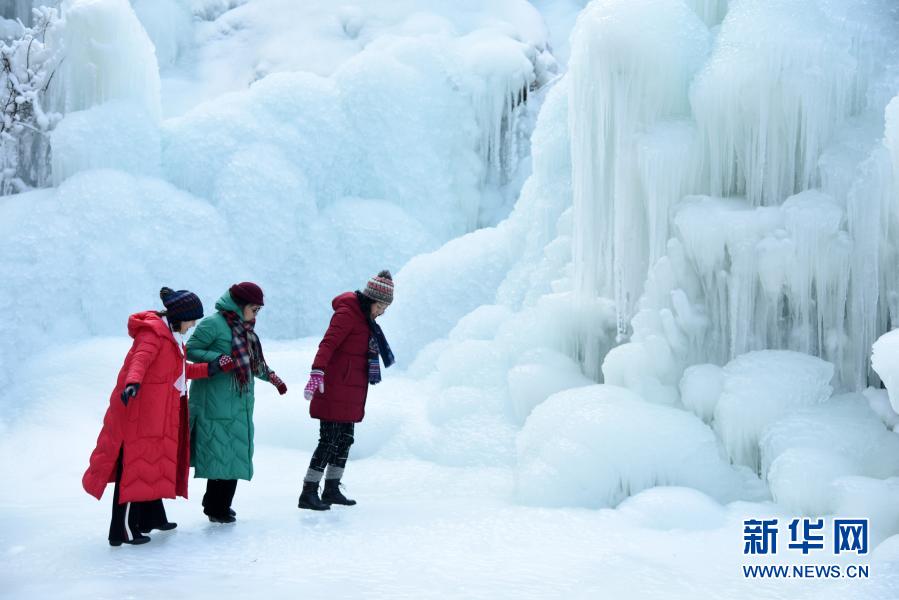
83, 288, 235, 546
299, 271, 395, 510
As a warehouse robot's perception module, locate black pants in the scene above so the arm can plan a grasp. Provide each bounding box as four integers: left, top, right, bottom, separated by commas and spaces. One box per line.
308, 421, 355, 474
108, 451, 169, 544
202, 479, 237, 517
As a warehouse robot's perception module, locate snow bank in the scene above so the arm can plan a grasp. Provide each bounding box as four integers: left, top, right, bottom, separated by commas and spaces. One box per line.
0, 169, 237, 388
714, 350, 833, 472
616, 486, 728, 531
760, 394, 899, 515
832, 476, 899, 547
679, 363, 724, 423
516, 385, 764, 508
760, 394, 899, 481
507, 348, 593, 425
380, 227, 520, 365
50, 101, 161, 183
872, 329, 899, 414
766, 448, 859, 516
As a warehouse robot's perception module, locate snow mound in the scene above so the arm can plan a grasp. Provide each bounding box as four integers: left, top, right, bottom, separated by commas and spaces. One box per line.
713, 350, 833, 473
871, 329, 899, 414
760, 394, 899, 481
680, 363, 724, 423
516, 385, 763, 508
766, 447, 857, 516
760, 394, 899, 515
832, 476, 899, 547
616, 486, 728, 531
51, 101, 161, 184
507, 349, 594, 425
381, 227, 520, 364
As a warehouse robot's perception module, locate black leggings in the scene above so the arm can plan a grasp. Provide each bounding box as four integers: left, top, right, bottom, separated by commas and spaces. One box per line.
308, 421, 355, 473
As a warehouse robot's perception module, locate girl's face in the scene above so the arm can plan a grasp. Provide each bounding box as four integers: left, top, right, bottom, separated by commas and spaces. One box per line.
242, 304, 262, 321
371, 302, 388, 320
179, 320, 196, 334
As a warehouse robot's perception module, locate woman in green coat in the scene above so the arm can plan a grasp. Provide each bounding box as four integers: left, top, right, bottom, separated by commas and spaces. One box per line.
186, 282, 288, 523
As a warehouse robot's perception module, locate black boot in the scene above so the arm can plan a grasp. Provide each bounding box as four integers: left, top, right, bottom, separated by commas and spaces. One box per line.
321, 480, 356, 506
138, 500, 177, 533
109, 533, 151, 547
140, 522, 177, 534
298, 482, 331, 511
203, 479, 237, 523
204, 510, 236, 524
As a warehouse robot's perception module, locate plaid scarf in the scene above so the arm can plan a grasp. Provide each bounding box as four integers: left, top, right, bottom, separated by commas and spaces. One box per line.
222, 310, 270, 394
367, 318, 395, 385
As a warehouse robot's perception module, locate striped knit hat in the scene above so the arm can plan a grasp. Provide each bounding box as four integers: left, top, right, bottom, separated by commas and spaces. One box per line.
160, 287, 204, 322
361, 270, 394, 305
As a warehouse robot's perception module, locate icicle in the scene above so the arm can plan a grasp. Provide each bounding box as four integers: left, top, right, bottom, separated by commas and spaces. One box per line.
569, 0, 710, 356
690, 0, 857, 207
48, 0, 160, 120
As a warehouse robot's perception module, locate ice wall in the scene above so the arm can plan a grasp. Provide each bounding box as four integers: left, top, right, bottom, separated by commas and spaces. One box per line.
130, 0, 193, 67
49, 0, 160, 119
569, 0, 899, 389
569, 0, 710, 376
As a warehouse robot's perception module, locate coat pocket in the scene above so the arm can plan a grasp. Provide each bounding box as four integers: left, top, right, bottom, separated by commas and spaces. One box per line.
137, 383, 168, 438
342, 356, 369, 387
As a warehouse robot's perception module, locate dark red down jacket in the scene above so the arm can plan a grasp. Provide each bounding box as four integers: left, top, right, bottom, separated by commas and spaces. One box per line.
310, 292, 372, 423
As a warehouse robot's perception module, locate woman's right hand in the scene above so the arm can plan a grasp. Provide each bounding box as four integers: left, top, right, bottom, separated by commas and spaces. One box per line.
304, 370, 325, 401
120, 383, 140, 406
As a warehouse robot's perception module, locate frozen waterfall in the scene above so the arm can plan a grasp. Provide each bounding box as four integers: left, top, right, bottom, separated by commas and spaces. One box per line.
569, 0, 899, 390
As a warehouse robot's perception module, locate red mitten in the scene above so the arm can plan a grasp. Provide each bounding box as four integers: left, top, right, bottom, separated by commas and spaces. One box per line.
218, 354, 236, 373
269, 371, 287, 395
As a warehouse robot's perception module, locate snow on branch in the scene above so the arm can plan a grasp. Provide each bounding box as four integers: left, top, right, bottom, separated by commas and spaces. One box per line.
0, 7, 62, 196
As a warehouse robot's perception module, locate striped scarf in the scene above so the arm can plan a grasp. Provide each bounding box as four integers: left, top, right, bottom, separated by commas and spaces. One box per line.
367, 318, 394, 385
222, 310, 270, 394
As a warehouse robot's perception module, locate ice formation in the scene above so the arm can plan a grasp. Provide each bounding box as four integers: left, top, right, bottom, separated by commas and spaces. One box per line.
48, 0, 161, 120
568, 0, 899, 391
516, 384, 765, 508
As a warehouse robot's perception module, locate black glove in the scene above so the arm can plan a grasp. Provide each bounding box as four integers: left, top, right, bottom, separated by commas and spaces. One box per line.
121, 383, 140, 406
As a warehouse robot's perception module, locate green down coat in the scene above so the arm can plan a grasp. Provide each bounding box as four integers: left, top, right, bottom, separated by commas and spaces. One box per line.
187, 291, 270, 480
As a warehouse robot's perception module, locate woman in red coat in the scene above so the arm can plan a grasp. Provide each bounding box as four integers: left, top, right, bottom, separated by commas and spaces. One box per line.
83, 287, 235, 546
299, 270, 395, 510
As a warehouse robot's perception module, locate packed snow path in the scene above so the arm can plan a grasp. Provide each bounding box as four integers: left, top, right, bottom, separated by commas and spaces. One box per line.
1, 339, 897, 599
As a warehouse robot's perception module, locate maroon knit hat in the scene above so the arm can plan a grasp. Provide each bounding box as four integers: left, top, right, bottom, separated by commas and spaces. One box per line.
361, 270, 394, 305
229, 282, 264, 306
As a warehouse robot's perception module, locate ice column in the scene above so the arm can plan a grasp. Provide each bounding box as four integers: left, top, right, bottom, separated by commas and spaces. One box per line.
48, 0, 160, 120
568, 0, 709, 375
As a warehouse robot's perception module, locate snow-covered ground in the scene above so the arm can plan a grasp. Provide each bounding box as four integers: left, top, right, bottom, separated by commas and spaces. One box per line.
2, 338, 898, 599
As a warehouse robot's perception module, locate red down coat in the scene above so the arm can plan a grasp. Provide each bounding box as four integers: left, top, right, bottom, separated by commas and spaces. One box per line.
310, 292, 372, 423
83, 311, 209, 503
